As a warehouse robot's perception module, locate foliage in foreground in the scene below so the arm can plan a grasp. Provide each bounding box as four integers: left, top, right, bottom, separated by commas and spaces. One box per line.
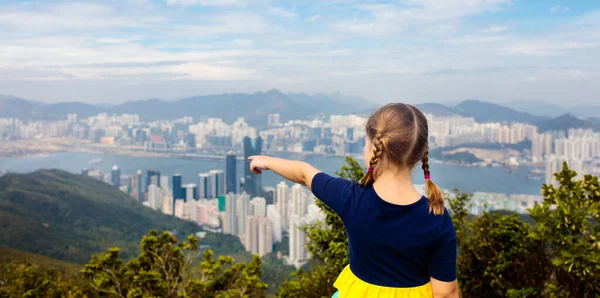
1, 230, 267, 298
530, 164, 600, 297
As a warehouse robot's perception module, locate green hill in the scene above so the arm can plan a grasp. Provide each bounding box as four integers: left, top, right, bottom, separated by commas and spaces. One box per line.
536, 113, 600, 132
0, 246, 80, 275
0, 169, 244, 264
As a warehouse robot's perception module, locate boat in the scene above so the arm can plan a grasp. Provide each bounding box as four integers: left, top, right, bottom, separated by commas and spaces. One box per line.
89, 157, 103, 165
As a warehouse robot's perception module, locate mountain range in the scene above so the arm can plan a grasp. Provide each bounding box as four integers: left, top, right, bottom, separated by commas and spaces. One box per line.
506, 100, 600, 118
0, 169, 244, 264
415, 100, 600, 132
0, 90, 377, 126
1, 92, 598, 131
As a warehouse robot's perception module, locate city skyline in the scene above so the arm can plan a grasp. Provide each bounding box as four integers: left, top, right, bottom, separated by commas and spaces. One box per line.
0, 1, 599, 104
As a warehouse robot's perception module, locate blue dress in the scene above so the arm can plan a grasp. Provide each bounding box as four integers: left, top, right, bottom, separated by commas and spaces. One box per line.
311, 173, 457, 298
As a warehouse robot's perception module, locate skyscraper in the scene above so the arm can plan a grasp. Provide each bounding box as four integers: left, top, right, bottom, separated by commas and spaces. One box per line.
209, 170, 225, 197
148, 184, 162, 211
532, 134, 544, 163
111, 165, 121, 188
277, 181, 289, 232
172, 174, 183, 214
244, 216, 258, 254
244, 215, 272, 257
289, 216, 307, 268
225, 193, 238, 235
198, 173, 209, 199
136, 170, 143, 202
243, 136, 263, 198
226, 154, 237, 194
257, 216, 273, 257
291, 184, 307, 217
237, 192, 249, 233
160, 176, 169, 192
183, 184, 196, 202
267, 205, 282, 242
146, 170, 160, 192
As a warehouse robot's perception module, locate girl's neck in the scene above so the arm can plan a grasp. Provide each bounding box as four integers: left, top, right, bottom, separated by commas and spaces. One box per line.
373, 169, 422, 205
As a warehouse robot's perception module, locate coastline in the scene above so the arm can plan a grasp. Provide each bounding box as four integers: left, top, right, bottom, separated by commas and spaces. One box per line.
1, 137, 499, 168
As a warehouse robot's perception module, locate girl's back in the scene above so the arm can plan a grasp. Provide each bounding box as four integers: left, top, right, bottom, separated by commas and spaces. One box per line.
312, 172, 456, 297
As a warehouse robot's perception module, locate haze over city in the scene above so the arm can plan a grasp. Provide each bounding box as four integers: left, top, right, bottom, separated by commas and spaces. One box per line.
1, 0, 599, 105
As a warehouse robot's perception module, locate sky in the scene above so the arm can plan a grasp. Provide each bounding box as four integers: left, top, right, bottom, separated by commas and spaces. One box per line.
0, 0, 599, 105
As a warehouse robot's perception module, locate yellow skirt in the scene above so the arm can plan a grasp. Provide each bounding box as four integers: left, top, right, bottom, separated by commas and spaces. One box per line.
334, 265, 433, 298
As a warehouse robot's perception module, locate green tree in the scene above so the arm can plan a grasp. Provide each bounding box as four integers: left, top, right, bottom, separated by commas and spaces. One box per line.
277, 156, 363, 298
457, 213, 549, 298
530, 163, 600, 297
187, 250, 268, 297
0, 261, 67, 298
81, 230, 267, 297
449, 188, 550, 298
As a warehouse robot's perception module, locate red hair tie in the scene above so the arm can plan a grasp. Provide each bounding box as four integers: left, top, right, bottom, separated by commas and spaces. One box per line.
367, 168, 374, 173
424, 174, 431, 180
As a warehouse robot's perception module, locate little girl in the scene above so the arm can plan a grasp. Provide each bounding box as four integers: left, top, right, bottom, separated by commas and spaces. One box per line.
249, 103, 459, 298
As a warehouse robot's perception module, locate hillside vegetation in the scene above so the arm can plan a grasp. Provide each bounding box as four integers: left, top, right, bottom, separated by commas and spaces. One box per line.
0, 169, 244, 264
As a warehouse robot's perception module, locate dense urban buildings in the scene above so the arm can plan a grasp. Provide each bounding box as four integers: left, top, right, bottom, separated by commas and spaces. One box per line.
2, 110, 599, 263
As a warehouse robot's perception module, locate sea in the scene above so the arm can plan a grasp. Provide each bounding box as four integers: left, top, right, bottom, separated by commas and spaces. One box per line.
0, 151, 544, 195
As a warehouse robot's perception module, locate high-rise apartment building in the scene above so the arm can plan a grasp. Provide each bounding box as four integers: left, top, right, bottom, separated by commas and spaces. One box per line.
257, 216, 273, 257
146, 170, 160, 192
226, 154, 237, 194
288, 216, 308, 268
111, 165, 121, 188
237, 192, 249, 233
244, 215, 273, 257
243, 136, 263, 198
225, 193, 238, 235
135, 170, 143, 202
250, 197, 267, 217
291, 184, 307, 217
148, 184, 162, 211
209, 170, 225, 198
267, 205, 282, 242
198, 173, 209, 199
183, 184, 196, 202
277, 181, 289, 231
172, 174, 183, 213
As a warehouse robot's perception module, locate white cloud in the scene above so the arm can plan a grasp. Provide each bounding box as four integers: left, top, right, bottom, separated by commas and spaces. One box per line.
281, 38, 333, 46
336, 0, 512, 36
233, 39, 254, 46
166, 0, 248, 6
525, 69, 587, 82
446, 34, 505, 44
481, 25, 507, 33
550, 6, 570, 14
171, 13, 273, 37
268, 6, 296, 18
306, 15, 321, 22
506, 41, 600, 56
0, 2, 164, 33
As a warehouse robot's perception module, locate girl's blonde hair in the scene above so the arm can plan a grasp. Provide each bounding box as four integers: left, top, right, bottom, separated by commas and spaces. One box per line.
360, 103, 445, 215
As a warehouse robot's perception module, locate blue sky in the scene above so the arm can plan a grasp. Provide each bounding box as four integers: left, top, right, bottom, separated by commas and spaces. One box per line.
0, 0, 599, 105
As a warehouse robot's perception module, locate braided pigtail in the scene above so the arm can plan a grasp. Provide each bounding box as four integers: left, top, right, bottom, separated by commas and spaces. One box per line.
360, 133, 384, 187
422, 147, 444, 215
